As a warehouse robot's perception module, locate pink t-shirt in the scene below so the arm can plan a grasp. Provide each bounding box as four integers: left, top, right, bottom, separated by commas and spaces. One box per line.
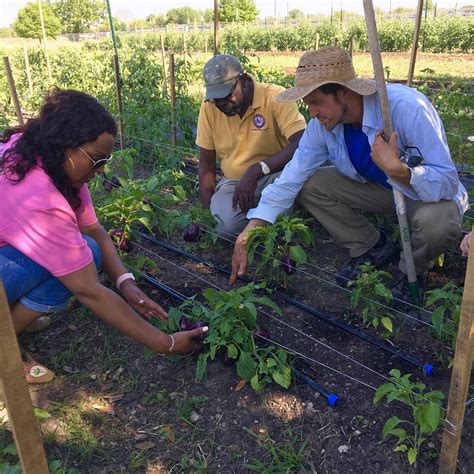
0, 135, 99, 276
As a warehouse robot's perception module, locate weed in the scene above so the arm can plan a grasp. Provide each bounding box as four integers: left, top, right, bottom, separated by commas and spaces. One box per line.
243, 427, 310, 472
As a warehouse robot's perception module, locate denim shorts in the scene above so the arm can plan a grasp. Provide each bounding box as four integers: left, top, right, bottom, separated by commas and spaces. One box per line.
0, 235, 102, 313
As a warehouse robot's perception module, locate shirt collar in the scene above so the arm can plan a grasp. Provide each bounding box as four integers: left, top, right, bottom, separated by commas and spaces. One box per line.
362, 92, 382, 132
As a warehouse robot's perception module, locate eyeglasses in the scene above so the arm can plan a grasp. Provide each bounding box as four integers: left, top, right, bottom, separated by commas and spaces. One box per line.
78, 146, 113, 170
208, 75, 241, 104
399, 145, 424, 169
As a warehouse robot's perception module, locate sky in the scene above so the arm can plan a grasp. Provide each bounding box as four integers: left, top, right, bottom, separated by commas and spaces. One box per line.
0, 0, 470, 27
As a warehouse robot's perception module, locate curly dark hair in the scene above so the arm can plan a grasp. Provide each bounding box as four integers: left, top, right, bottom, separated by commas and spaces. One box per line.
1, 88, 117, 209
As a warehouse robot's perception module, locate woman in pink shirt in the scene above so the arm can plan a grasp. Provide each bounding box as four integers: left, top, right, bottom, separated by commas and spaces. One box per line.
0, 89, 206, 382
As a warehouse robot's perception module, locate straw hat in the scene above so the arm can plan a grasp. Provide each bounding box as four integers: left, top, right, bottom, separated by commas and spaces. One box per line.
275, 47, 377, 102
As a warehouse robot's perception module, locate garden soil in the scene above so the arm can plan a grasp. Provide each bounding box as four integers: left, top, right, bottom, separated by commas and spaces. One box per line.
5, 220, 473, 473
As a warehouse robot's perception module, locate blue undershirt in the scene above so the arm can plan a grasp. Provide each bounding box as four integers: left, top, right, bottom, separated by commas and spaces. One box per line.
343, 124, 391, 189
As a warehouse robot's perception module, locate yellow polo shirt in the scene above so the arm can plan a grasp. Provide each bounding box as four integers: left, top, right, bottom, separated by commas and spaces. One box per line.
196, 79, 306, 179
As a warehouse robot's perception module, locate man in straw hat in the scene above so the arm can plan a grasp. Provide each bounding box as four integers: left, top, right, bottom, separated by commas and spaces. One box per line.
196, 54, 306, 239
229, 47, 467, 297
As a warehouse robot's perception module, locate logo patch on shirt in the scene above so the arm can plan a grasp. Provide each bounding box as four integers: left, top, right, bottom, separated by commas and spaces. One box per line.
253, 114, 266, 128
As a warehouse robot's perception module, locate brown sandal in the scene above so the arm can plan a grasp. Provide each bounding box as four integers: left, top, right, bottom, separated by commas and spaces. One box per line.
22, 351, 55, 384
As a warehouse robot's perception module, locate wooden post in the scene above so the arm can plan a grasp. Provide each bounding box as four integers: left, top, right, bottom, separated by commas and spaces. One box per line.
332, 37, 338, 47
169, 53, 177, 147
438, 236, 474, 473
3, 57, 24, 126
22, 42, 33, 95
408, 0, 424, 85
363, 0, 420, 303
0, 282, 49, 473
315, 32, 320, 50
113, 54, 125, 149
214, 0, 219, 54
37, 0, 52, 83
349, 35, 354, 56
160, 33, 167, 88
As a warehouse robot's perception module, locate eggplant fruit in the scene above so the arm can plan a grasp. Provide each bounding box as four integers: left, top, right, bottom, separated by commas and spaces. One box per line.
281, 255, 296, 275
183, 223, 200, 242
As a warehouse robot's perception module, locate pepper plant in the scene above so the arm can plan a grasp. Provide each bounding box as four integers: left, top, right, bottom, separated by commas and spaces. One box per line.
349, 263, 394, 335
245, 215, 314, 287
425, 281, 462, 352
374, 369, 445, 466
178, 203, 221, 249
147, 283, 293, 391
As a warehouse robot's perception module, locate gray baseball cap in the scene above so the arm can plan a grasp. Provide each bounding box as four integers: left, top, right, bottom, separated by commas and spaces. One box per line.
203, 54, 243, 101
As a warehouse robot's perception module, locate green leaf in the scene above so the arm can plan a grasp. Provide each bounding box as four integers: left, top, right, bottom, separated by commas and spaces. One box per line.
138, 216, 153, 233
382, 416, 402, 439
415, 403, 441, 434
380, 316, 393, 333
196, 353, 208, 380
146, 176, 159, 192
34, 407, 51, 420
289, 245, 307, 264
271, 367, 291, 388
408, 448, 418, 465
3, 443, 18, 455
236, 351, 257, 381
227, 344, 238, 359
250, 374, 264, 391
394, 444, 408, 452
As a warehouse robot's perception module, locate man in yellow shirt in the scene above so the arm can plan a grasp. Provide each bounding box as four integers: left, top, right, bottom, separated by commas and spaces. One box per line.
196, 54, 306, 239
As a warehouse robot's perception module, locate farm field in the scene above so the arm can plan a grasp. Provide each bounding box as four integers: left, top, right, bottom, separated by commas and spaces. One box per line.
0, 30, 473, 472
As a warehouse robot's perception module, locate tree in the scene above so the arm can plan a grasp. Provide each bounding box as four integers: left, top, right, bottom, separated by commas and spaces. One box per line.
288, 9, 305, 20
146, 14, 167, 28
54, 0, 107, 34
13, 2, 61, 40
219, 0, 259, 22
129, 19, 149, 30
166, 7, 200, 24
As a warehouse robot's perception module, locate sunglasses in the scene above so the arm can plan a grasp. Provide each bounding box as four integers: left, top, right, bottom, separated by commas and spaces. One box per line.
78, 146, 113, 170
208, 74, 241, 104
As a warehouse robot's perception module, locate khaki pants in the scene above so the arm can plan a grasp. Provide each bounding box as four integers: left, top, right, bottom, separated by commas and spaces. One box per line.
297, 166, 462, 274
211, 173, 281, 240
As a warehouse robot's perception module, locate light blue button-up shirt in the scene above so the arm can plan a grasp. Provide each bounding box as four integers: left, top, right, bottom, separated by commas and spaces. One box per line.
247, 83, 468, 223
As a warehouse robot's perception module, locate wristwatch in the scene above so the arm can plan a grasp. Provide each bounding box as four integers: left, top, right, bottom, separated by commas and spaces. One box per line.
259, 161, 271, 175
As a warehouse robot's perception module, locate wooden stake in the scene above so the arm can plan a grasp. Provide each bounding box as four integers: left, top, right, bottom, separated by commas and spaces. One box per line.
169, 53, 177, 147
0, 282, 49, 473
349, 35, 354, 56
214, 0, 220, 54
363, 0, 420, 303
438, 235, 474, 474
3, 57, 24, 126
315, 32, 320, 50
22, 42, 33, 95
37, 0, 52, 83
160, 33, 167, 89
113, 54, 125, 149
407, 0, 424, 85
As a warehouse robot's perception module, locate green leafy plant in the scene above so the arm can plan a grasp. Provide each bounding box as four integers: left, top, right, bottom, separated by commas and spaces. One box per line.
349, 263, 394, 334
245, 215, 314, 287
425, 281, 462, 352
374, 369, 445, 466
148, 283, 293, 391
244, 427, 310, 472
178, 203, 220, 248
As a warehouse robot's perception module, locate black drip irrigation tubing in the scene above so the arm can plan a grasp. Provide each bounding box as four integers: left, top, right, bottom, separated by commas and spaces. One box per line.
137, 230, 435, 377
137, 269, 339, 406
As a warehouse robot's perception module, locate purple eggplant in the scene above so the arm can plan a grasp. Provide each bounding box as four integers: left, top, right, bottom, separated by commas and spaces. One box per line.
179, 316, 194, 331
119, 238, 133, 253
183, 223, 200, 242
103, 180, 114, 192
281, 255, 296, 275
111, 176, 121, 188
190, 320, 207, 331
222, 353, 235, 366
